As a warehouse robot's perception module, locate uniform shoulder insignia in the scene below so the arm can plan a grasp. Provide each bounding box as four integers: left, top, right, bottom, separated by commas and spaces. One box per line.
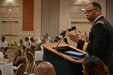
95, 21, 104, 24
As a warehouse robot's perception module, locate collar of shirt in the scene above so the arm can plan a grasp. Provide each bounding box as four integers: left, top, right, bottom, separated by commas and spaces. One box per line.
93, 15, 103, 24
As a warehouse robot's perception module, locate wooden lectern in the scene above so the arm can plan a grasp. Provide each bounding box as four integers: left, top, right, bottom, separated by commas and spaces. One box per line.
42, 43, 87, 75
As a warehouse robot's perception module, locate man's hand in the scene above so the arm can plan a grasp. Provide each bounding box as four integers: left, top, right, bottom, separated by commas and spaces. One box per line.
66, 30, 79, 43
78, 31, 88, 41
66, 30, 88, 43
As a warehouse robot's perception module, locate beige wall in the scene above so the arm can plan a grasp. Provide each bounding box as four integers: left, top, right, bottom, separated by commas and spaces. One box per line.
0, 0, 41, 44
106, 0, 113, 26
34, 0, 41, 38
41, 0, 59, 40
0, 0, 22, 44
59, 0, 69, 33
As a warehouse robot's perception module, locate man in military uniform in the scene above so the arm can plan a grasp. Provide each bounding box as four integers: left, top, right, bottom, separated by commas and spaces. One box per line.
67, 2, 113, 74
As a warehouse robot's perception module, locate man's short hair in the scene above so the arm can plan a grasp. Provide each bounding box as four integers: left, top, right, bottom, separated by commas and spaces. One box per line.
92, 2, 102, 10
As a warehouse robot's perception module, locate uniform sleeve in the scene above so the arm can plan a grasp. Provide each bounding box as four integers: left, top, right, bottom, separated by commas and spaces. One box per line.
77, 40, 88, 52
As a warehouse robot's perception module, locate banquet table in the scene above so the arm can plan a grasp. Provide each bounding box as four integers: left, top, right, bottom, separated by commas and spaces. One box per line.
0, 61, 14, 75
34, 51, 43, 60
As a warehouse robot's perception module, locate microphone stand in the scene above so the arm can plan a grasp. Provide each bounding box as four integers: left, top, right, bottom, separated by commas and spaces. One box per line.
55, 32, 66, 50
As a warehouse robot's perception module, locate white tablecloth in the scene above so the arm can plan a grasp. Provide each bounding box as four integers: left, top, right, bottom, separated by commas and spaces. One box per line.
34, 51, 43, 60
0, 62, 14, 75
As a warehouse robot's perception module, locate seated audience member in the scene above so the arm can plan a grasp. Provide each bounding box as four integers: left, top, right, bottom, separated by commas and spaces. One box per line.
30, 37, 38, 47
82, 55, 110, 75
35, 38, 46, 51
17, 39, 26, 57
10, 50, 23, 67
2, 49, 9, 59
2, 50, 12, 62
43, 33, 52, 43
23, 37, 31, 49
0, 36, 8, 52
18, 39, 24, 48
35, 61, 56, 75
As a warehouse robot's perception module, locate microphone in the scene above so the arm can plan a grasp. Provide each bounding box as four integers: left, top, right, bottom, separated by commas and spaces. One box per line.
60, 26, 76, 37
55, 26, 76, 50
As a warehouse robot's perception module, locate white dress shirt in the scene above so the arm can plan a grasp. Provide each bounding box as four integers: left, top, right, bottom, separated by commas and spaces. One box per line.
0, 41, 8, 48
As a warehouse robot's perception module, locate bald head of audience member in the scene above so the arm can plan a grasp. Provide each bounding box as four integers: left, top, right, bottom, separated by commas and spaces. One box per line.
35, 61, 56, 75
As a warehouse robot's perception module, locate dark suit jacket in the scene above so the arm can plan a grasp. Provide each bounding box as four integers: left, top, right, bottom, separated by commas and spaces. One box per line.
77, 16, 113, 74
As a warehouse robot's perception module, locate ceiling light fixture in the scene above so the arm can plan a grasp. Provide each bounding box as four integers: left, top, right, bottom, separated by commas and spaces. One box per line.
81, 8, 86, 11
7, 0, 13, 2
8, 8, 12, 11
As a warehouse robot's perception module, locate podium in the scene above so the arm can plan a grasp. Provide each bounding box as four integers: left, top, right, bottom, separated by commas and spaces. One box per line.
42, 43, 87, 75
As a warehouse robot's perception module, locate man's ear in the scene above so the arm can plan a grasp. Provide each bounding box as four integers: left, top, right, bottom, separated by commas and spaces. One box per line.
95, 9, 98, 14
96, 9, 101, 15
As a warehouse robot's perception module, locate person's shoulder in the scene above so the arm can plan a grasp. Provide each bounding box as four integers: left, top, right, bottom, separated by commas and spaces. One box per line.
95, 20, 104, 25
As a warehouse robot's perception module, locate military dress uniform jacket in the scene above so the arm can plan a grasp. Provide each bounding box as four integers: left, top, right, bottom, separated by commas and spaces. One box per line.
77, 16, 113, 75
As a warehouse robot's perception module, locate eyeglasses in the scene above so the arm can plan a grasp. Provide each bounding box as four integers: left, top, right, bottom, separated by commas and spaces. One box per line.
85, 8, 97, 14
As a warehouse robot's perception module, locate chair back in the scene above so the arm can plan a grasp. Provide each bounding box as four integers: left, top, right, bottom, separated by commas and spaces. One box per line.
25, 51, 35, 74
32, 60, 43, 73
21, 57, 27, 64
15, 63, 26, 75
26, 51, 34, 62
26, 48, 35, 56
31, 46, 35, 54
25, 61, 35, 74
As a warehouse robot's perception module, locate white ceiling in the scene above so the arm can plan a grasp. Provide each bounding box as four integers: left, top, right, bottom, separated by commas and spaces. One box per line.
0, 0, 21, 6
